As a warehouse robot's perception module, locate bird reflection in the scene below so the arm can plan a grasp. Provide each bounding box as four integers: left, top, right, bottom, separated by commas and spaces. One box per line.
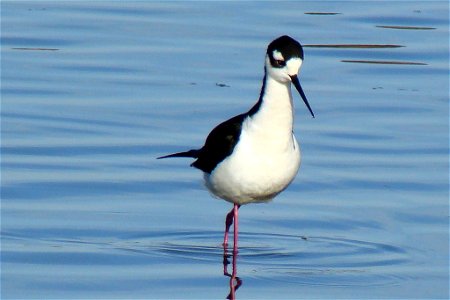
223, 245, 242, 299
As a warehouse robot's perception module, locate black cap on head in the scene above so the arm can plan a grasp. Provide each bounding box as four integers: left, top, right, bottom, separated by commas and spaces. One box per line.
267, 35, 304, 68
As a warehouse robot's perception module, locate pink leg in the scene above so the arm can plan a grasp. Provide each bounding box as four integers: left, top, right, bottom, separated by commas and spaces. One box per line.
233, 204, 239, 250
223, 204, 240, 247
223, 224, 242, 300
223, 207, 235, 246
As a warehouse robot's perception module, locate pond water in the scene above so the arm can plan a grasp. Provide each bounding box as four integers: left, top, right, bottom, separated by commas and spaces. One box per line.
1, 1, 449, 299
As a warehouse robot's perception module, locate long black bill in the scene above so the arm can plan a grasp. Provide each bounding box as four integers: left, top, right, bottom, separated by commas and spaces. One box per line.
290, 75, 315, 118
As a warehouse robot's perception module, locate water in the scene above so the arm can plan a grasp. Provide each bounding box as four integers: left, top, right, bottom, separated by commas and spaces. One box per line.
1, 1, 449, 299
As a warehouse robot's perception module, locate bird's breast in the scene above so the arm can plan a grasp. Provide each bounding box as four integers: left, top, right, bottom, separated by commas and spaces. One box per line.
204, 122, 301, 205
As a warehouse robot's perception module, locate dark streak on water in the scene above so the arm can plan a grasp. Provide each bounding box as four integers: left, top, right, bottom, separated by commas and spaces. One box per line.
341, 59, 427, 65
304, 12, 341, 16
305, 44, 405, 48
376, 25, 436, 30
11, 47, 59, 51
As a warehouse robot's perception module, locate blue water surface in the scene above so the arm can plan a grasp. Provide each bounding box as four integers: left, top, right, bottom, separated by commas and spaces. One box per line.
1, 1, 449, 299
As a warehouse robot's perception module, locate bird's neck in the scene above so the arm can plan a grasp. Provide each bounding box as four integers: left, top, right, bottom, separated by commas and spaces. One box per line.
247, 73, 294, 135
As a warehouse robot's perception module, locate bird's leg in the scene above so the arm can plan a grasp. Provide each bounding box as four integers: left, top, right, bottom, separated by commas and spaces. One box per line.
223, 206, 235, 247
223, 204, 242, 299
233, 204, 240, 250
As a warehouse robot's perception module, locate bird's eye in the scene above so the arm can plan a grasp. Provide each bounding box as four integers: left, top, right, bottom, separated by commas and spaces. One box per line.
276, 59, 286, 66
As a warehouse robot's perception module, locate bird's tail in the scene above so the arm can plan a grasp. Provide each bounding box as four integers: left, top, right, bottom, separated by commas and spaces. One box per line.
157, 149, 199, 159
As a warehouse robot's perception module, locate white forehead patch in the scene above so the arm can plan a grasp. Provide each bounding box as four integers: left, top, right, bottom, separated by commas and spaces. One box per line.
286, 57, 302, 76
272, 50, 284, 61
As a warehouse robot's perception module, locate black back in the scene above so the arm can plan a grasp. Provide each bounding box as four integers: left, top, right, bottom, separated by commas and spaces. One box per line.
191, 113, 246, 173
192, 72, 269, 173
191, 71, 269, 173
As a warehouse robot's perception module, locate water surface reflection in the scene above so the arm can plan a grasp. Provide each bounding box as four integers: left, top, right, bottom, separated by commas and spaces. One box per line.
223, 247, 242, 300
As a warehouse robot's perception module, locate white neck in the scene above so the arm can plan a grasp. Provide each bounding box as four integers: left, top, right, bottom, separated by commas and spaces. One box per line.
247, 74, 294, 137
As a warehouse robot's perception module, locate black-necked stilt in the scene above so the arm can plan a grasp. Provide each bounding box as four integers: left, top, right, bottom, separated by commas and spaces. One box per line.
158, 35, 314, 249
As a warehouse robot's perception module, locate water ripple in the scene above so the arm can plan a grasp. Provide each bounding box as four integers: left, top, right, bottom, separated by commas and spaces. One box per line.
117, 231, 410, 265
112, 231, 412, 287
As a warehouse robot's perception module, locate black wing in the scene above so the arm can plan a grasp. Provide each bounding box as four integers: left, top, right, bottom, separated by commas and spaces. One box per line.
157, 149, 199, 159
192, 113, 246, 174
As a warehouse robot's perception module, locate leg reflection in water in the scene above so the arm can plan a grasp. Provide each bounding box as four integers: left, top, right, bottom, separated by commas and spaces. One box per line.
223, 245, 242, 300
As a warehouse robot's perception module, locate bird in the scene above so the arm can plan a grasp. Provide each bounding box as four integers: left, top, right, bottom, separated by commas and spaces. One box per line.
158, 35, 314, 250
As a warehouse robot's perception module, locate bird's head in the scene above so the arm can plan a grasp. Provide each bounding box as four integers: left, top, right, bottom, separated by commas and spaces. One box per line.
265, 35, 314, 118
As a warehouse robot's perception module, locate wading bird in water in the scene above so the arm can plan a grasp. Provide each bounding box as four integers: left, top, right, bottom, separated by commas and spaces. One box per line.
158, 35, 314, 251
